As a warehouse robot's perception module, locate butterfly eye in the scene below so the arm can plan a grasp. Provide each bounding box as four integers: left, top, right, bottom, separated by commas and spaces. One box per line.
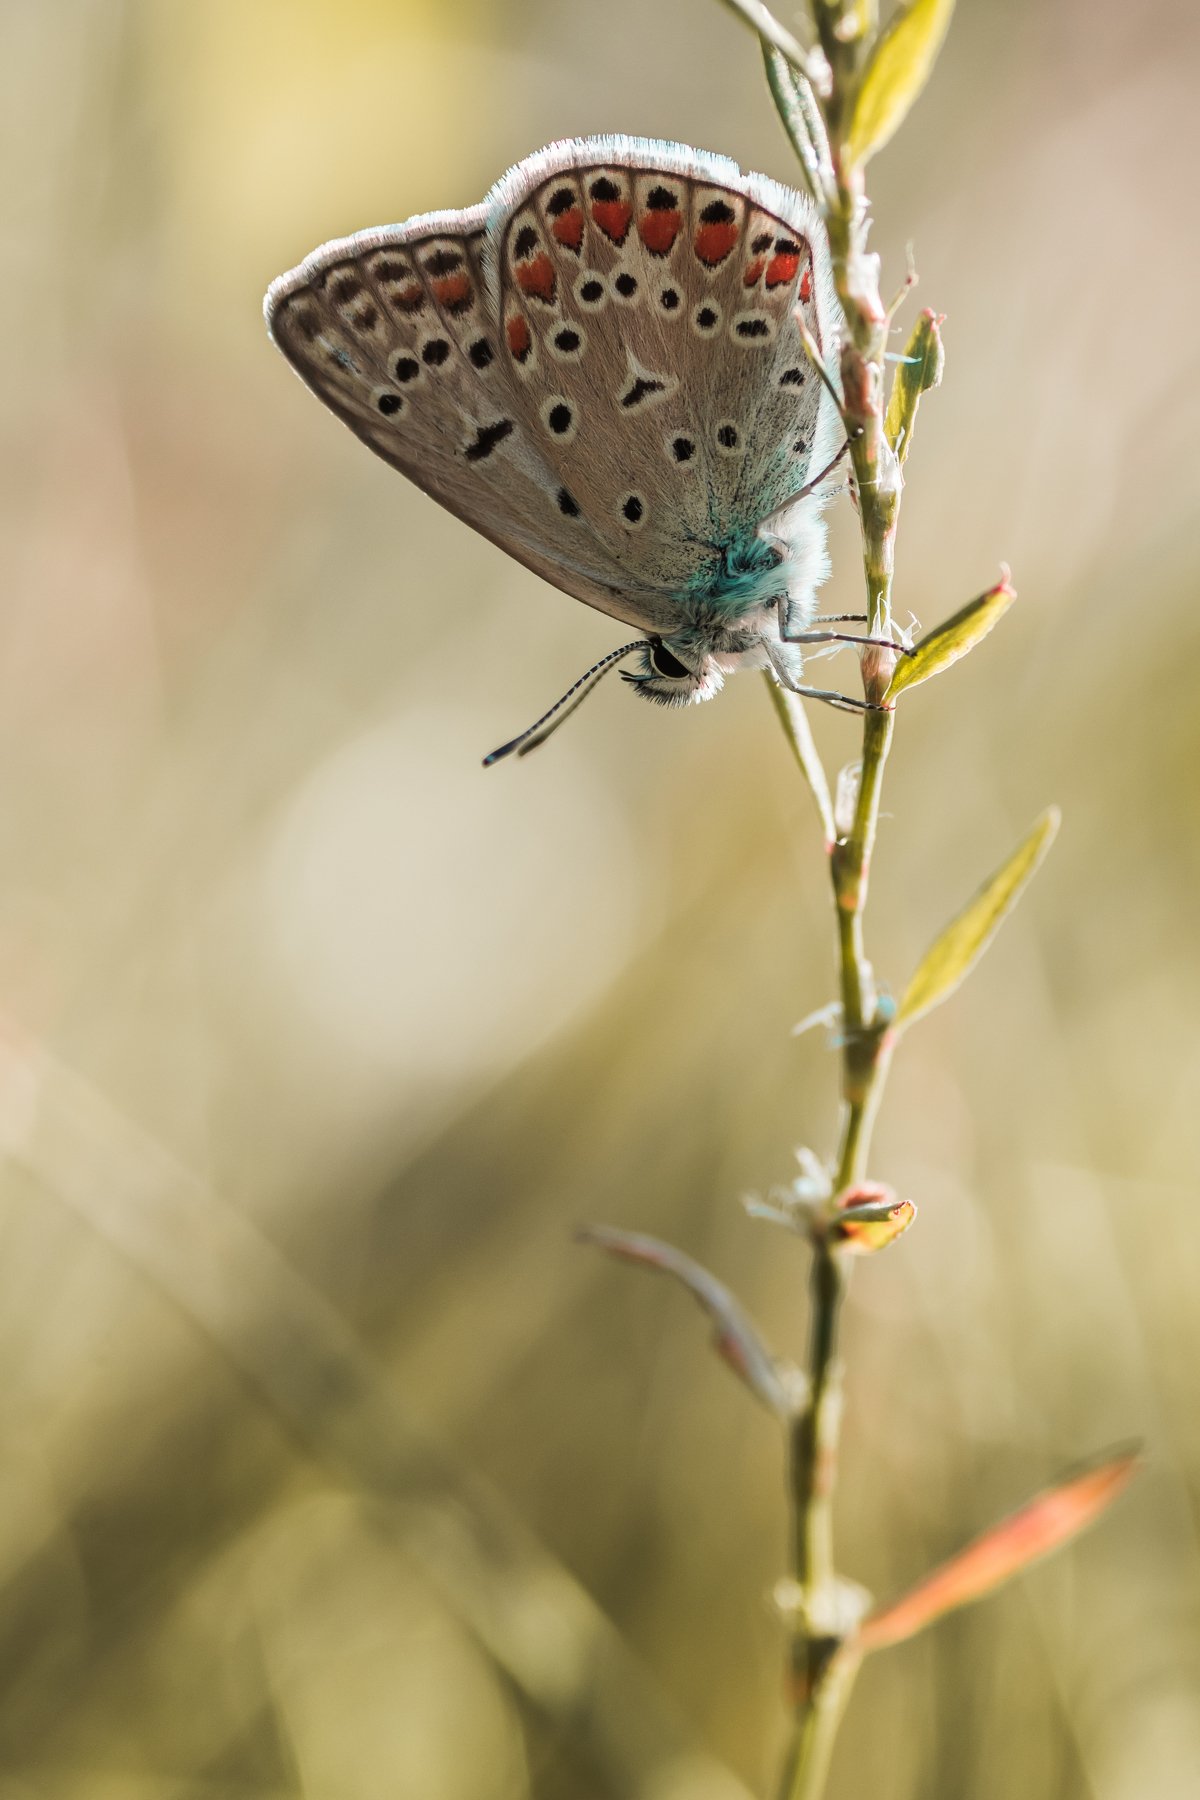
650, 640, 690, 680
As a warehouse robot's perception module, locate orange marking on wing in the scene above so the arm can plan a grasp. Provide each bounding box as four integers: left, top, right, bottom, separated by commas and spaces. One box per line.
765, 251, 801, 289
432, 272, 472, 309
799, 267, 813, 302
551, 208, 584, 251
694, 221, 739, 266
743, 256, 766, 287
394, 282, 426, 313
638, 209, 681, 255
506, 314, 532, 360
591, 199, 632, 244
516, 253, 557, 303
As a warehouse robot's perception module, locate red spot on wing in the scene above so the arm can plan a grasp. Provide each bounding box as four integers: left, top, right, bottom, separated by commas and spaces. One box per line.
765, 251, 801, 289
551, 208, 584, 252
743, 256, 766, 287
799, 267, 813, 302
516, 253, 557, 303
506, 314, 532, 361
432, 272, 472, 311
591, 199, 632, 244
394, 282, 426, 314
638, 209, 681, 255
694, 221, 739, 266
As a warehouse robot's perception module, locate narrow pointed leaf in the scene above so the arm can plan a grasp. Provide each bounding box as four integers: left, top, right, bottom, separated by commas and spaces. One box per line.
716, 0, 822, 85
858, 1445, 1141, 1653
896, 807, 1059, 1028
766, 675, 836, 843
578, 1225, 797, 1417
763, 44, 831, 203
885, 574, 1015, 700
847, 0, 957, 167
885, 309, 945, 464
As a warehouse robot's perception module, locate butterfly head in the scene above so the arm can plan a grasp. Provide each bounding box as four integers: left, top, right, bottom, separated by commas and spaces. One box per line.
621, 636, 726, 707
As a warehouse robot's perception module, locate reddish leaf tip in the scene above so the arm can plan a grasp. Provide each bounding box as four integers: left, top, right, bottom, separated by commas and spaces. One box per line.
858, 1445, 1141, 1654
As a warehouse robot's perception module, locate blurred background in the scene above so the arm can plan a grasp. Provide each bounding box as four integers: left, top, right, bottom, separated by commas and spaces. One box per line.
1, 0, 1198, 1795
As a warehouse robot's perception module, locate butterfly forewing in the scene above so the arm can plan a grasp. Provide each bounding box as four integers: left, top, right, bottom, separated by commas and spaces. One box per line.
266, 213, 674, 633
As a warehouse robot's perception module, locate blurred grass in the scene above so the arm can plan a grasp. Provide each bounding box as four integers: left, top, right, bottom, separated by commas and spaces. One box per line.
0, 0, 1198, 1795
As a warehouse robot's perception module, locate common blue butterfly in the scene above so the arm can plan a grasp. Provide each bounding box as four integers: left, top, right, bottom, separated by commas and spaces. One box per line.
266, 137, 877, 761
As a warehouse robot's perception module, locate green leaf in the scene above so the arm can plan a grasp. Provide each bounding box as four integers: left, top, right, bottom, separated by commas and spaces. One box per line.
857, 1445, 1140, 1652
896, 807, 1060, 1029
578, 1225, 799, 1417
765, 674, 836, 844
763, 43, 832, 204
885, 574, 1015, 700
847, 0, 957, 166
885, 308, 945, 465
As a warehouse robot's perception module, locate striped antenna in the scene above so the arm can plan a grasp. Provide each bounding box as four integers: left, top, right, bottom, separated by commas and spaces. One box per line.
483, 641, 647, 766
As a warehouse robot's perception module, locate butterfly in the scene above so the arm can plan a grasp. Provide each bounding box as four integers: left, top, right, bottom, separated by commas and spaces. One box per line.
265, 136, 881, 762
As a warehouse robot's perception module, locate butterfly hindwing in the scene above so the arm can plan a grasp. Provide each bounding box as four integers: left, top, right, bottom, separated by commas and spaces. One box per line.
489, 140, 838, 598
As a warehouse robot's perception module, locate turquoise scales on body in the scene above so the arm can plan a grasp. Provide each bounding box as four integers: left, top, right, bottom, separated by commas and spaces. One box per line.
264, 135, 903, 759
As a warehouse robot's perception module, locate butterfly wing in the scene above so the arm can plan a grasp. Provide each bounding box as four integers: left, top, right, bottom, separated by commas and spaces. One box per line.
265, 139, 839, 634
266, 207, 675, 634
485, 138, 841, 600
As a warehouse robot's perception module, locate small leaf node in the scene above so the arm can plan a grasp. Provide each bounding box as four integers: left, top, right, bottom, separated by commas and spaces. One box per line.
830, 1181, 916, 1254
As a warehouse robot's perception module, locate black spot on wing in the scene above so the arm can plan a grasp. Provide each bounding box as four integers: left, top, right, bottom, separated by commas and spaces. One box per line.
464, 419, 514, 462
621, 376, 666, 409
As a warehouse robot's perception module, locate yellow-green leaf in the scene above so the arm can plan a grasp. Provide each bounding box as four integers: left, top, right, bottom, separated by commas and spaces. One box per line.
847, 0, 957, 166
885, 574, 1015, 700
858, 1445, 1140, 1653
885, 308, 945, 465
896, 808, 1060, 1029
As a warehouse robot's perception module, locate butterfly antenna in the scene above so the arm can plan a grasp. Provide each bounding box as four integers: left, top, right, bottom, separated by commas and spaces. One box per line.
483, 641, 646, 767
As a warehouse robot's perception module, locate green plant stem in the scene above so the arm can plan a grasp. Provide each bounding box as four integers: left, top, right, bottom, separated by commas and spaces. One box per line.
774, 1648, 861, 1800
772, 9, 905, 1792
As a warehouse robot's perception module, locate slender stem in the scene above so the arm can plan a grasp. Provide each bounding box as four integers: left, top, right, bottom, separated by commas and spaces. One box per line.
769, 5, 909, 1793
774, 1650, 861, 1800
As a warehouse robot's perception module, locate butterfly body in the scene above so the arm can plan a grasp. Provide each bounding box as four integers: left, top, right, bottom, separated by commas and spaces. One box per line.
266, 137, 841, 722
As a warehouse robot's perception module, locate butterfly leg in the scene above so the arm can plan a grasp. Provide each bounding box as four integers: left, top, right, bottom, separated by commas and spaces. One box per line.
789, 629, 915, 655
788, 683, 889, 715
777, 600, 913, 657
771, 438, 852, 511
765, 641, 890, 713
